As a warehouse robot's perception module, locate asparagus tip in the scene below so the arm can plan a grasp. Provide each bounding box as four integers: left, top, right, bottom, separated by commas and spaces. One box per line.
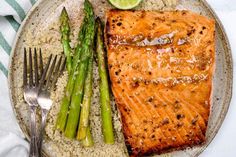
60, 7, 69, 23
61, 7, 68, 15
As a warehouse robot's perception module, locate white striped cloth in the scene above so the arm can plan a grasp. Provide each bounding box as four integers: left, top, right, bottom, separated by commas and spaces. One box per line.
0, 0, 235, 157
0, 1, 37, 157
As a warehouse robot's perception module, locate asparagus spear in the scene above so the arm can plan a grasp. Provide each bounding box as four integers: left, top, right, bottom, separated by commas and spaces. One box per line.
56, 11, 87, 132
60, 7, 72, 73
96, 18, 115, 144
77, 53, 93, 140
64, 0, 95, 138
81, 125, 94, 147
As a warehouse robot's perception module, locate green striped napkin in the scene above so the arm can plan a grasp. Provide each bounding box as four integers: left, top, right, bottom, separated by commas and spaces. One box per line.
0, 0, 37, 156
0, 0, 37, 76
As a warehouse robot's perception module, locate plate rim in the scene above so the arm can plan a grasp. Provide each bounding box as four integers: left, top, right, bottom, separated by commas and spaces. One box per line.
7, 0, 47, 156
192, 0, 233, 156
7, 0, 233, 157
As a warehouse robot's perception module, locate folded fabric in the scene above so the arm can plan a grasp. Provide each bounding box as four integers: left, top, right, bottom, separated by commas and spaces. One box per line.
0, 1, 37, 157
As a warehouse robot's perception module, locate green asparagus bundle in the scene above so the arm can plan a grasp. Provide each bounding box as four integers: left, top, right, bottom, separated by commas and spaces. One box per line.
56, 0, 91, 132
77, 55, 94, 144
60, 7, 72, 73
96, 18, 115, 144
57, 0, 114, 144
77, 54, 93, 140
56, 18, 86, 132
64, 0, 95, 138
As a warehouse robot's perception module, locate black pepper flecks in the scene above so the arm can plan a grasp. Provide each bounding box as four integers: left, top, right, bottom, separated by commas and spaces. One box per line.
191, 115, 199, 125
176, 122, 184, 128
146, 96, 154, 103
162, 118, 169, 125
176, 114, 185, 120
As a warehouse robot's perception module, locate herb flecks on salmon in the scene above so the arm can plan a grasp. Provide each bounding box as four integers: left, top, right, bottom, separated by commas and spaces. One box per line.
106, 10, 215, 156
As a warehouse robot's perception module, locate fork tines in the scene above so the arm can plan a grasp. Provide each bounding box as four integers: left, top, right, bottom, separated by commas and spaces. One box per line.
23, 47, 66, 90
23, 47, 43, 88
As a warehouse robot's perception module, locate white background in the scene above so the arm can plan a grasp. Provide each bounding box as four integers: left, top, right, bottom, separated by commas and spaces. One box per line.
201, 0, 236, 156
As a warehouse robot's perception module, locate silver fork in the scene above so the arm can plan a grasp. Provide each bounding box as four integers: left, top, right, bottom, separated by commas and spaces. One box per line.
23, 47, 43, 157
37, 55, 66, 156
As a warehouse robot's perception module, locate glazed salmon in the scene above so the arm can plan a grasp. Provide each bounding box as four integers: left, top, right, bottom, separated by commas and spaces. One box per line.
106, 10, 215, 156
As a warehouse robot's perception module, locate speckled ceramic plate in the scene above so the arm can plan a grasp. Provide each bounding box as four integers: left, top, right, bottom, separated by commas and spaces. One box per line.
8, 0, 233, 157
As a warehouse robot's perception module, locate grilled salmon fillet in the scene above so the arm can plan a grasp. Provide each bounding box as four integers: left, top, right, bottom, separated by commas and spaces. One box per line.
106, 10, 215, 156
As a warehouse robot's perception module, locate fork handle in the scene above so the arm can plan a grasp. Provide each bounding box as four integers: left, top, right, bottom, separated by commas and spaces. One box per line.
38, 109, 48, 157
29, 106, 39, 157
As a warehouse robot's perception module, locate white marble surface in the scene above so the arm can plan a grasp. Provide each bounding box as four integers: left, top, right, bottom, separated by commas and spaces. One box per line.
201, 0, 236, 156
